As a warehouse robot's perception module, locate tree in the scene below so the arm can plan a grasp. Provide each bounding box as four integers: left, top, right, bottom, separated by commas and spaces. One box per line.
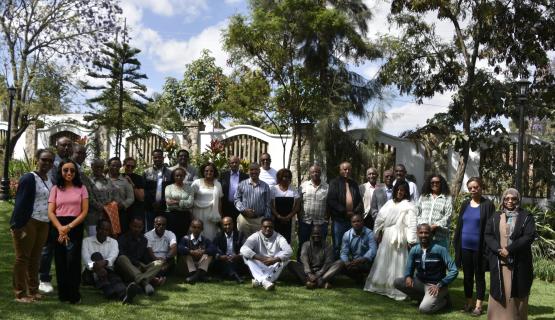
0, 0, 121, 159
159, 49, 228, 125
379, 0, 555, 195
224, 0, 381, 185
83, 40, 151, 157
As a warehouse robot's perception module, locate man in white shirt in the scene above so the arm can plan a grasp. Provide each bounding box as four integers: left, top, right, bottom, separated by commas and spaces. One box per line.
258, 153, 277, 188
82, 219, 138, 304
359, 167, 378, 229
240, 218, 292, 291
145, 216, 177, 276
393, 164, 419, 202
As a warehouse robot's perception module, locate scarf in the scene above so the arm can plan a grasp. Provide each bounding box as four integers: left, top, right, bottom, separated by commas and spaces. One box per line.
501, 188, 520, 245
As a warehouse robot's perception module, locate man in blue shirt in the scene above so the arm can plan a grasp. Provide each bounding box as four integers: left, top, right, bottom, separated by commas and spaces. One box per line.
324, 214, 377, 285
394, 223, 458, 314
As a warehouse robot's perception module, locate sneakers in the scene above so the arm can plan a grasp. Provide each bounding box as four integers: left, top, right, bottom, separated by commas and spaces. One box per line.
251, 279, 262, 288
39, 281, 53, 294
144, 283, 155, 296
261, 280, 275, 291
122, 282, 139, 305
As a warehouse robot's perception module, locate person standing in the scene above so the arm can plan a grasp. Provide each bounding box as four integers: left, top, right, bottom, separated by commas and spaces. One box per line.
39, 136, 73, 294
393, 164, 419, 202
108, 157, 135, 234
10, 149, 54, 302
169, 149, 198, 184
370, 169, 394, 222
298, 164, 329, 259
416, 174, 453, 249
327, 161, 363, 258
360, 167, 378, 229
234, 163, 271, 237
220, 155, 248, 223
122, 157, 146, 220
364, 181, 417, 300
453, 177, 495, 315
191, 163, 223, 241
47, 159, 89, 303
258, 153, 277, 188
164, 167, 194, 240
143, 149, 172, 230
270, 168, 300, 243
394, 223, 458, 314
485, 188, 536, 320
87, 159, 119, 237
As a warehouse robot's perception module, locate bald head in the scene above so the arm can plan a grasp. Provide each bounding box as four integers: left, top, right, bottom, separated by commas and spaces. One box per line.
229, 155, 240, 172
309, 165, 322, 184
339, 161, 352, 178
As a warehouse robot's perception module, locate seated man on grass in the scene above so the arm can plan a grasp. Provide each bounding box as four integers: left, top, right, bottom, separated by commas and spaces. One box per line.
289, 225, 338, 289
82, 219, 138, 304
178, 219, 216, 284
394, 223, 458, 314
213, 216, 246, 284
116, 217, 163, 295
145, 215, 177, 280
240, 218, 292, 291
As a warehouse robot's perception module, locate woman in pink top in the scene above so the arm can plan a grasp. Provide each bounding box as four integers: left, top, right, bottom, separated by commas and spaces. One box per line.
48, 160, 89, 304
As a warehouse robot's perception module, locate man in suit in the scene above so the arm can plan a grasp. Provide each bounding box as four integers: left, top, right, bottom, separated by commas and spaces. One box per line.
327, 161, 364, 258
359, 167, 378, 230
220, 155, 249, 224
213, 216, 246, 283
370, 169, 394, 223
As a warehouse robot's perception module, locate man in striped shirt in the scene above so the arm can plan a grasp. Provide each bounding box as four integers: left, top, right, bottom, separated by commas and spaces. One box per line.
234, 163, 271, 237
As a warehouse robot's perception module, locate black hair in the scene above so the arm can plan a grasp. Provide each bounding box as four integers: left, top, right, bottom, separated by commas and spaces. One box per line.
199, 162, 218, 178
152, 149, 163, 155
55, 159, 83, 189
177, 149, 190, 158
35, 148, 54, 160
392, 181, 411, 202
276, 168, 292, 182
261, 217, 273, 225
96, 218, 111, 230
171, 167, 187, 180
108, 157, 121, 165
421, 174, 450, 196
351, 213, 364, 221
123, 156, 135, 164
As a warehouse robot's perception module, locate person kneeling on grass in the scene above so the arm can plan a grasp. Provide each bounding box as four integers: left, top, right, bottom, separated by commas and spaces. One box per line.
393, 223, 458, 314
177, 219, 216, 284
82, 219, 139, 304
289, 225, 338, 289
240, 218, 292, 291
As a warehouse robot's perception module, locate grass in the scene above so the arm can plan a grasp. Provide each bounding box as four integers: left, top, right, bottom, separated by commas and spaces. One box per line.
1, 201, 554, 320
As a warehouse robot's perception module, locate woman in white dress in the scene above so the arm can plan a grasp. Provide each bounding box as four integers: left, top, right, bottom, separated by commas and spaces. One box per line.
191, 163, 223, 241
364, 181, 417, 300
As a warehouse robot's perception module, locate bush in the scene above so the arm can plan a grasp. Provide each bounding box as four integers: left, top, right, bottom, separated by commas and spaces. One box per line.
534, 257, 555, 282
522, 204, 555, 261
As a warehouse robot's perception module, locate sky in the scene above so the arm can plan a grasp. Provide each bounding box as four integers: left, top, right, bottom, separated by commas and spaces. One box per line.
116, 0, 453, 136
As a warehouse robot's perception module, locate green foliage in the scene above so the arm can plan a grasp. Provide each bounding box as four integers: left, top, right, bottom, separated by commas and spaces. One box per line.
83, 40, 152, 157
522, 204, 555, 261
191, 139, 229, 174
534, 258, 555, 282
379, 0, 555, 195
160, 49, 228, 122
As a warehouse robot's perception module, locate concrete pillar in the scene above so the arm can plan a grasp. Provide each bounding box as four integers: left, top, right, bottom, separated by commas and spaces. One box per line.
182, 120, 201, 156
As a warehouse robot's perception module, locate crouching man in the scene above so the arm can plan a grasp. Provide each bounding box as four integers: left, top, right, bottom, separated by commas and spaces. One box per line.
240, 218, 292, 291
82, 219, 138, 304
178, 219, 216, 284
394, 223, 458, 314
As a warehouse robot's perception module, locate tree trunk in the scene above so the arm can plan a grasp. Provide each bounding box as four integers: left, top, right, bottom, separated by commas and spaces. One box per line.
451, 141, 470, 197
295, 121, 302, 187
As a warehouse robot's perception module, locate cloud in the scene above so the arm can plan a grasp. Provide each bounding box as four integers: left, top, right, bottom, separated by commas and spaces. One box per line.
124, 0, 209, 19
225, 0, 243, 4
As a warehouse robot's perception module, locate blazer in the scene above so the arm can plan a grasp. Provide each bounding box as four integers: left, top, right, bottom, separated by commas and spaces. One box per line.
484, 209, 536, 303
213, 231, 246, 258
327, 176, 363, 222
370, 185, 391, 223
10, 173, 37, 230
453, 197, 495, 270
177, 234, 217, 257
220, 170, 249, 203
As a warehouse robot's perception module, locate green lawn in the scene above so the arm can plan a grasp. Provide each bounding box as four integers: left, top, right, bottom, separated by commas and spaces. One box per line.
1, 201, 554, 320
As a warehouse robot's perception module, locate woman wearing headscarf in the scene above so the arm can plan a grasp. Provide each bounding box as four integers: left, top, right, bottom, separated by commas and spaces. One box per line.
484, 188, 536, 320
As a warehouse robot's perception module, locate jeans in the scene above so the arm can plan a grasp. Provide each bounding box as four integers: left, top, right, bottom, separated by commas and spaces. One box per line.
297, 221, 328, 260
332, 219, 351, 259
39, 223, 55, 282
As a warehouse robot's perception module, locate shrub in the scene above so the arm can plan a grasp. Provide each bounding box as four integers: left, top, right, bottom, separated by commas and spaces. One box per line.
522, 204, 555, 261
534, 257, 555, 282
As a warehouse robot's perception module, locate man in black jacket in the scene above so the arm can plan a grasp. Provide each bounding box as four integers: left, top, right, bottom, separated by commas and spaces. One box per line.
213, 216, 246, 283
220, 156, 249, 224
178, 219, 216, 284
327, 161, 363, 258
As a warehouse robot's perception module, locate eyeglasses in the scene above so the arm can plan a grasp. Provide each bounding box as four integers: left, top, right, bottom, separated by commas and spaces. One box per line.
504, 197, 518, 201
62, 168, 76, 173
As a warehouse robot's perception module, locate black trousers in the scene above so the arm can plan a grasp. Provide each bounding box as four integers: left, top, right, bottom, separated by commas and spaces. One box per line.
461, 248, 486, 300
53, 217, 83, 303
166, 210, 191, 241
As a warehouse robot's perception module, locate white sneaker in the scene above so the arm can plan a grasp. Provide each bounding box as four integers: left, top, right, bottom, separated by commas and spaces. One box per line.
39, 281, 53, 294
261, 280, 275, 291
144, 283, 155, 296
251, 279, 261, 288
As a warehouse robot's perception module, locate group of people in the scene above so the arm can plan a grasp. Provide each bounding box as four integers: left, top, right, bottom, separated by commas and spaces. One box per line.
9, 137, 536, 319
